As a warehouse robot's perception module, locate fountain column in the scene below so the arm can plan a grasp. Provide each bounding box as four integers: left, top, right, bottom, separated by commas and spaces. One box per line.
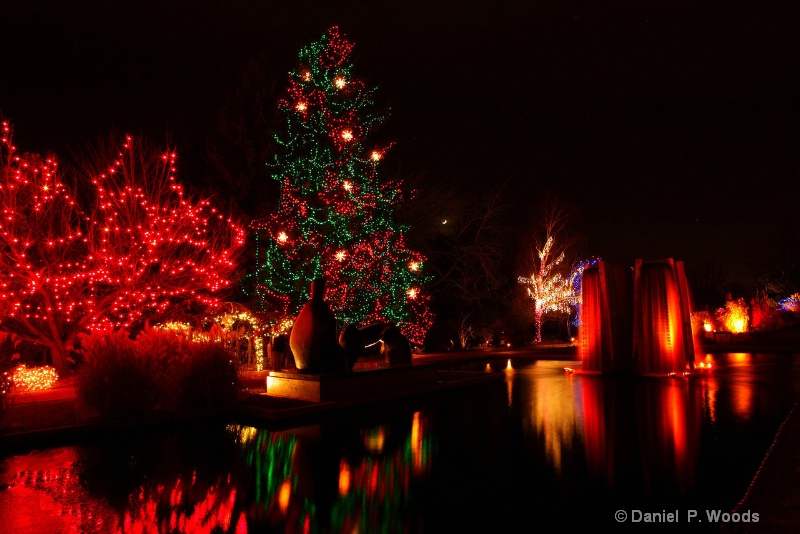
632, 259, 696, 375
580, 258, 695, 376
579, 261, 633, 374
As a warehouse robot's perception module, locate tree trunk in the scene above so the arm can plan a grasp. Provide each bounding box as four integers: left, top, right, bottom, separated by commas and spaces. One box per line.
534, 309, 543, 344
48, 341, 69, 374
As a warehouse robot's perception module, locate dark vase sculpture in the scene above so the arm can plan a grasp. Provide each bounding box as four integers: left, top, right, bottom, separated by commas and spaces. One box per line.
268, 334, 289, 371
380, 323, 412, 365
357, 322, 412, 365
339, 324, 364, 371
289, 278, 345, 373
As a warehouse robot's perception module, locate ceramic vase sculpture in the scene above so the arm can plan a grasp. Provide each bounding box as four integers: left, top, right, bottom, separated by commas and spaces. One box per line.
268, 334, 289, 371
339, 324, 364, 371
356, 322, 412, 365
380, 323, 412, 365
289, 278, 345, 373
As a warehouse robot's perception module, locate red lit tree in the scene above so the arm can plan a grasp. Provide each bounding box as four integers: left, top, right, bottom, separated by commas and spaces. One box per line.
0, 121, 246, 372
244, 27, 433, 346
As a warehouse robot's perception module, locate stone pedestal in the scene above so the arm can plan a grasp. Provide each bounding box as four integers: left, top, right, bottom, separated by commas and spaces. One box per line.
266, 365, 438, 402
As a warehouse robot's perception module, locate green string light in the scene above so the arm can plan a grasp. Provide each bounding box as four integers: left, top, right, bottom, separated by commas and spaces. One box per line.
243, 26, 434, 345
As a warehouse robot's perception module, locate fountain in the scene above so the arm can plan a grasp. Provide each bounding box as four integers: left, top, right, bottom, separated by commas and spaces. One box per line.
579, 258, 696, 376
579, 260, 634, 374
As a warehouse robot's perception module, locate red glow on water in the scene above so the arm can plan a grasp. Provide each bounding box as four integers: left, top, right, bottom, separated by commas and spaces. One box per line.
0, 448, 118, 533
278, 479, 292, 513
235, 511, 248, 534
580, 375, 702, 492
115, 476, 240, 534
339, 459, 352, 495
411, 411, 426, 475
731, 382, 754, 420
665, 383, 688, 472
618, 380, 702, 494
581, 378, 614, 485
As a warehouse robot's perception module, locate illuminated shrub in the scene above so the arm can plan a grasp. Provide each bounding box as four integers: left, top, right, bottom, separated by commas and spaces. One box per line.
778, 293, 800, 313
11, 365, 59, 392
175, 342, 239, 412
750, 290, 781, 331
715, 298, 749, 333
690, 311, 715, 334
76, 330, 163, 418
141, 326, 240, 411
76, 327, 240, 418
156, 304, 269, 370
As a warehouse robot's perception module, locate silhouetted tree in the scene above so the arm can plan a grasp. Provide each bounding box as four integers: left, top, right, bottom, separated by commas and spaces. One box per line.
398, 172, 515, 349
200, 58, 282, 221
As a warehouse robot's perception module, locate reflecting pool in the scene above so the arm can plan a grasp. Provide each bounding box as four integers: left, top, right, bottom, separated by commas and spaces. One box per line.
1, 352, 799, 532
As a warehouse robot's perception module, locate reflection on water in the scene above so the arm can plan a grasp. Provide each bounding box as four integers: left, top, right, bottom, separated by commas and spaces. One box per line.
0, 426, 251, 534
118, 469, 244, 533
0, 411, 436, 533
1, 352, 799, 531
504, 359, 514, 408
0, 448, 119, 534
231, 411, 435, 533
524, 361, 583, 476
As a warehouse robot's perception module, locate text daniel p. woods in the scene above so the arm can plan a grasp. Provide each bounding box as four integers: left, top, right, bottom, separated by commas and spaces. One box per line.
628, 509, 759, 523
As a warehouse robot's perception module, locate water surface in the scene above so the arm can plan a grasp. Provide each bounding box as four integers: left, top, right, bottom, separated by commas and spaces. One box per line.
1, 352, 798, 532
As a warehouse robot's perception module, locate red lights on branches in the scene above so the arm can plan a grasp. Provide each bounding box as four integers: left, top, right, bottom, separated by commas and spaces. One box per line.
0, 124, 246, 371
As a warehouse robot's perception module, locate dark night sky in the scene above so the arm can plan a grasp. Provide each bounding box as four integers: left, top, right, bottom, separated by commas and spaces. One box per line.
2, 0, 799, 284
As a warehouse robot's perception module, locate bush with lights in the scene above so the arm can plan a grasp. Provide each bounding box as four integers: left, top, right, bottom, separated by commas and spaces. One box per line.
715, 297, 750, 334
75, 327, 240, 418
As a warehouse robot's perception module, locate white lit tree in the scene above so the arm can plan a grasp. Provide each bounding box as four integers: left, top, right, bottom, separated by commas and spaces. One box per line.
517, 193, 583, 343
518, 236, 576, 343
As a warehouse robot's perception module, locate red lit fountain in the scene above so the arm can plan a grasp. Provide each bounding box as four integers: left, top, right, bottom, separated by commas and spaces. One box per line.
579, 258, 696, 376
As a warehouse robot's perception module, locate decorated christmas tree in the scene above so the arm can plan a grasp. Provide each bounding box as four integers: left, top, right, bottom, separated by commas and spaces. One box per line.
244, 26, 434, 346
